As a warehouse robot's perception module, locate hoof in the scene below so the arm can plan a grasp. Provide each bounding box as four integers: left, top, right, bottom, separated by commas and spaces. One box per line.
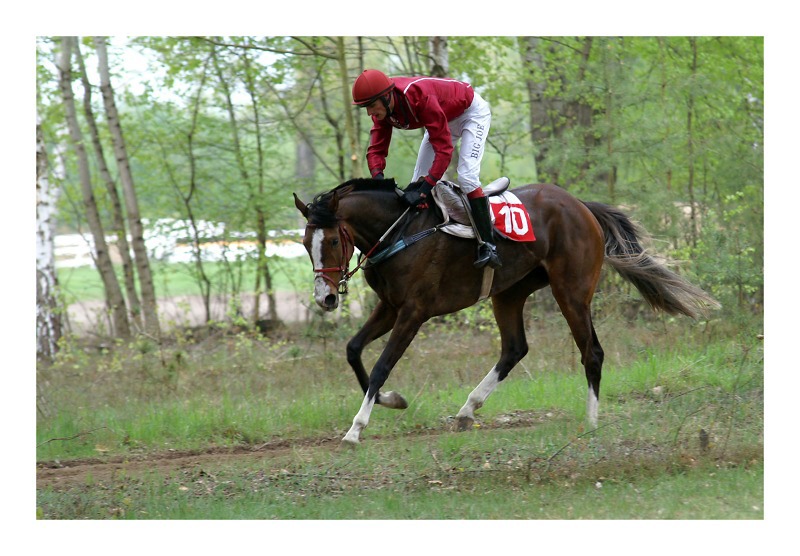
455, 415, 474, 432
340, 435, 360, 448
379, 391, 408, 410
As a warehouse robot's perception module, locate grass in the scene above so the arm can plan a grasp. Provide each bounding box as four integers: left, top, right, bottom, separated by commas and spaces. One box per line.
36, 313, 764, 520
56, 257, 310, 303
36, 438, 762, 520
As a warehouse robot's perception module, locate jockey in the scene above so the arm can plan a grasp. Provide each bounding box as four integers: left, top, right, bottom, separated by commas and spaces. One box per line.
351, 69, 501, 269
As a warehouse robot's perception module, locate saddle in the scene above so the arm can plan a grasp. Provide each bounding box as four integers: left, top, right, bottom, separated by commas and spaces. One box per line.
431, 178, 510, 239
376, 177, 516, 302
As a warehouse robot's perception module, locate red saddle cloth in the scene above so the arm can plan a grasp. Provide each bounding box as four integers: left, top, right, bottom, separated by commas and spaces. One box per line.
489, 193, 536, 242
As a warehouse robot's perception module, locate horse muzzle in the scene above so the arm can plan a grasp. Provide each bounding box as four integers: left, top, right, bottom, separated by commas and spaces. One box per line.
314, 277, 340, 311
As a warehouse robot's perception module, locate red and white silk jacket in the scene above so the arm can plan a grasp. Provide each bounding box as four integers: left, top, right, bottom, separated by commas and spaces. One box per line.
366, 76, 475, 184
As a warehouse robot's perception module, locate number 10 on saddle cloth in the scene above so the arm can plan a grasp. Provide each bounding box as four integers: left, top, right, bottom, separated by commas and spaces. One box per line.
489, 193, 536, 242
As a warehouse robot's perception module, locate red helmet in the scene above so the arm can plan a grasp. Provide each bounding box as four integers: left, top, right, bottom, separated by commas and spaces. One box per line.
352, 69, 394, 106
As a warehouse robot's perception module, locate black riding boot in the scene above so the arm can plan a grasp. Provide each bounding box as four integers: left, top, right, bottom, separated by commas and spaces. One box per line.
468, 196, 502, 269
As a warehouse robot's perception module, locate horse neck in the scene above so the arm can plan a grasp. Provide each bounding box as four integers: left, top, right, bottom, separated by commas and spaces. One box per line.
339, 192, 407, 251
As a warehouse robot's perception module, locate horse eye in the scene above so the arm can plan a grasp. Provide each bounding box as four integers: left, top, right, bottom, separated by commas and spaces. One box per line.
332, 238, 339, 246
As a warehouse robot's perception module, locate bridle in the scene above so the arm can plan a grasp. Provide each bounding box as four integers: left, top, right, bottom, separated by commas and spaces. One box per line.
310, 224, 356, 295
309, 207, 411, 296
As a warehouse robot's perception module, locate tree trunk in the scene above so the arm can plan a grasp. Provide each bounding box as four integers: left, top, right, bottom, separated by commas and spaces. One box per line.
686, 37, 699, 248
336, 37, 362, 179
94, 36, 161, 337
57, 36, 130, 338
294, 58, 317, 187
183, 56, 213, 322
520, 36, 547, 181
355, 37, 365, 147
601, 40, 618, 203
316, 66, 346, 181
521, 36, 600, 189
657, 37, 673, 193
212, 48, 251, 321
36, 114, 62, 360
428, 36, 457, 181
565, 37, 602, 188
241, 51, 280, 325
428, 36, 449, 77
73, 39, 142, 329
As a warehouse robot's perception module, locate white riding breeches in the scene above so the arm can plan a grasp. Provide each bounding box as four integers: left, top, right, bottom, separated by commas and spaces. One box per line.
412, 91, 491, 194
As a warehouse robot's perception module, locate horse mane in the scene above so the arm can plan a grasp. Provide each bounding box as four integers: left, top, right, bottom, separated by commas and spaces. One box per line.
308, 178, 399, 227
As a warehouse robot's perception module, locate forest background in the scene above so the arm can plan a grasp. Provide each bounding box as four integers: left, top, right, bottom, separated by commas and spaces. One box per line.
35, 35, 764, 348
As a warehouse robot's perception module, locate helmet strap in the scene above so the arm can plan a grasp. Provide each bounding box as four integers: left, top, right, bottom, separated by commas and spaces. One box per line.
381, 91, 394, 117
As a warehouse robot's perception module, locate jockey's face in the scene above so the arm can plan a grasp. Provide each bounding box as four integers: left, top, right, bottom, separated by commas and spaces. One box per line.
365, 95, 392, 120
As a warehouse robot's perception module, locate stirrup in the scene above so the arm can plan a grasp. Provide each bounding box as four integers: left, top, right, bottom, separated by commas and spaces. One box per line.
474, 242, 502, 269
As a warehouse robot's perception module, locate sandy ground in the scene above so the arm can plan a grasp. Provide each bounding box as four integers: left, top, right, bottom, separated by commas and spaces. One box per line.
65, 291, 364, 335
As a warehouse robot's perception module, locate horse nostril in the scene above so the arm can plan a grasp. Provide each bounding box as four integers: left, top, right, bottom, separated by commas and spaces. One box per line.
324, 294, 338, 308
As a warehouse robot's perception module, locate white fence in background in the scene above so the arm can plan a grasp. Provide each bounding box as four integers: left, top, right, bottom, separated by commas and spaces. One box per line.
55, 218, 306, 269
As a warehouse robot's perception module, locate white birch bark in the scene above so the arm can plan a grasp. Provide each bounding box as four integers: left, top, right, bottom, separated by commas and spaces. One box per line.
36, 114, 62, 360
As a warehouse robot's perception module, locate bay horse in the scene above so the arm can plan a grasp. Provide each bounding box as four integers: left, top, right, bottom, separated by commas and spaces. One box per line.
293, 178, 718, 445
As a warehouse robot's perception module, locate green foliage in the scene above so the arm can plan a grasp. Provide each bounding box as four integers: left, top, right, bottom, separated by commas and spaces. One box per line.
37, 35, 763, 325
677, 185, 764, 313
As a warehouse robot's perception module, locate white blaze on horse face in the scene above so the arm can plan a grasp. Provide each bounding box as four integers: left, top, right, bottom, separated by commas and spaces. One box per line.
310, 228, 337, 308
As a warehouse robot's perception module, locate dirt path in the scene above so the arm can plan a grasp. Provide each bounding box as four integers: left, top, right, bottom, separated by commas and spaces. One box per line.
36, 435, 342, 491
37, 411, 554, 491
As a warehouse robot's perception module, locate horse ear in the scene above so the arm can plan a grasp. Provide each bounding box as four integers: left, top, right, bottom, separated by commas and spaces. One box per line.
329, 190, 340, 213
293, 192, 309, 219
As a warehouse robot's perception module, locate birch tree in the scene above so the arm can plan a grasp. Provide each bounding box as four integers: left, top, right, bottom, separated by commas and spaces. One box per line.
336, 36, 362, 179
94, 36, 161, 336
428, 36, 448, 77
73, 39, 142, 327
57, 36, 130, 338
36, 114, 62, 359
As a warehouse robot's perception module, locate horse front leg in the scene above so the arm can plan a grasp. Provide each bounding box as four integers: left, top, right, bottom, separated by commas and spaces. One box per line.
342, 311, 424, 445
456, 290, 529, 431
345, 300, 407, 409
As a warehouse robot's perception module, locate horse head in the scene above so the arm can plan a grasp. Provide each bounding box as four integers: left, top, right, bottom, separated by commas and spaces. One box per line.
294, 178, 406, 311
294, 190, 355, 311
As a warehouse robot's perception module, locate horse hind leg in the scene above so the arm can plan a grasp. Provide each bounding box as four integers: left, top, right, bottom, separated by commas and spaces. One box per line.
456, 290, 529, 431
585, 326, 603, 427
550, 280, 604, 428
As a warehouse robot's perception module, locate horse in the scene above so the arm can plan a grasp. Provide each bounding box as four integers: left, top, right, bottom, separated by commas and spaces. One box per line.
293, 178, 718, 445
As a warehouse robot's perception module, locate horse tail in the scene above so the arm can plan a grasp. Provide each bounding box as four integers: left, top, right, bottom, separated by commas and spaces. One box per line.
582, 201, 720, 319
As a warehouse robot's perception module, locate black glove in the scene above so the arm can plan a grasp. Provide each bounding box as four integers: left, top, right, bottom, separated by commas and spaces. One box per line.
372, 172, 384, 180
402, 178, 434, 209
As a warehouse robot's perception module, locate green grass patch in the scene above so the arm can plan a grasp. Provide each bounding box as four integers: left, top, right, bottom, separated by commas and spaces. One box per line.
37, 314, 763, 519
56, 257, 310, 303
36, 424, 763, 519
